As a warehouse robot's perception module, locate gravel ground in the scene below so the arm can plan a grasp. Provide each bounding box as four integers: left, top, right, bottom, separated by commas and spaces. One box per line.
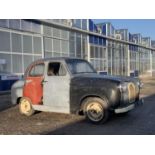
0, 77, 155, 135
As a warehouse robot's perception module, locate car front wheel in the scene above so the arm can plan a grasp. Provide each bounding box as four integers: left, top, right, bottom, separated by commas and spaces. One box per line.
83, 97, 109, 124
19, 97, 35, 116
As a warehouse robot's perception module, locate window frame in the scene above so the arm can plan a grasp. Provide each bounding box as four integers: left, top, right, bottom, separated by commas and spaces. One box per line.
28, 63, 45, 77
47, 62, 67, 77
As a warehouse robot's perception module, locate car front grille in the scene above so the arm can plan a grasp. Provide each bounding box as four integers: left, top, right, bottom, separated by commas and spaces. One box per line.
128, 83, 136, 103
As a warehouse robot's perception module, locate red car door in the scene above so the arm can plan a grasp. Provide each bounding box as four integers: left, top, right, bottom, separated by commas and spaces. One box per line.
23, 63, 44, 105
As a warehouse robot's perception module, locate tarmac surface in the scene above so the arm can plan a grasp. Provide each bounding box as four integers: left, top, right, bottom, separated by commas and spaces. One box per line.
0, 77, 155, 135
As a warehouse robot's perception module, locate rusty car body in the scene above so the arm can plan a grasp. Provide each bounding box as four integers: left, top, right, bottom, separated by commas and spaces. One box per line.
11, 57, 143, 124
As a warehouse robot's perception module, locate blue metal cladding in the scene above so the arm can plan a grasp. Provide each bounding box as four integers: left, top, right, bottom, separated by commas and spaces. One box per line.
129, 44, 138, 51
89, 19, 98, 32
94, 24, 98, 32
89, 20, 94, 31
88, 20, 107, 46
129, 33, 134, 42
0, 75, 19, 92
89, 35, 106, 46
94, 36, 98, 44
102, 24, 106, 35
89, 35, 94, 43
99, 37, 102, 45
103, 38, 106, 46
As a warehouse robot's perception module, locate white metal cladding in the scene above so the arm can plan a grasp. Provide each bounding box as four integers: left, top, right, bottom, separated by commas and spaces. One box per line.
43, 26, 87, 59
0, 26, 43, 75
0, 19, 155, 77
37, 19, 155, 51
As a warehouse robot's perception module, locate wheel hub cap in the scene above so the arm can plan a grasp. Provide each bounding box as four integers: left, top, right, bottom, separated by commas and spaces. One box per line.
21, 99, 31, 114
86, 102, 104, 122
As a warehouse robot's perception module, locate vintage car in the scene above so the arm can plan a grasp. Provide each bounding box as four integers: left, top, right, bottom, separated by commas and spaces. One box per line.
11, 57, 143, 124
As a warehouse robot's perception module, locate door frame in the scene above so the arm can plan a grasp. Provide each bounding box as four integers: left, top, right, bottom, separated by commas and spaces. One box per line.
42, 60, 71, 113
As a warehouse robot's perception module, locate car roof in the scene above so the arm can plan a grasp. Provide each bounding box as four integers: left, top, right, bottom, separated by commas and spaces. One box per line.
33, 57, 85, 63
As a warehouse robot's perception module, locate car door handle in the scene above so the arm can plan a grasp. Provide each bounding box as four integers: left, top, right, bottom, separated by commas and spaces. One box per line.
42, 80, 48, 84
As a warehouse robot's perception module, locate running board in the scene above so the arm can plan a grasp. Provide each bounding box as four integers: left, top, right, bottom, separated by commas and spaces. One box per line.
32, 105, 70, 114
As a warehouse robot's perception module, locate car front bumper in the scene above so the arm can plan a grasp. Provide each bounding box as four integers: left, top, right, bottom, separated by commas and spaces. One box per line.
114, 99, 144, 114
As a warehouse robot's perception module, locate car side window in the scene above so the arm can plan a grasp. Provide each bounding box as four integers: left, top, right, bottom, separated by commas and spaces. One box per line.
29, 63, 44, 77
48, 62, 66, 76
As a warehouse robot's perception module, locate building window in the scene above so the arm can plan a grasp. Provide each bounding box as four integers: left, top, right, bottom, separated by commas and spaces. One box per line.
23, 55, 33, 71
12, 33, 22, 53
53, 52, 61, 57
31, 21, 41, 34
61, 30, 69, 40
89, 35, 94, 44
94, 36, 99, 45
90, 46, 94, 58
76, 33, 81, 57
89, 20, 94, 31
0, 19, 8, 28
33, 56, 42, 61
23, 35, 32, 53
61, 40, 69, 54
33, 37, 42, 54
82, 34, 87, 57
45, 52, 52, 58
53, 28, 60, 38
95, 47, 99, 58
99, 37, 102, 45
69, 40, 75, 55
53, 39, 60, 53
0, 31, 10, 52
62, 53, 68, 57
69, 32, 75, 41
12, 54, 22, 73
73, 19, 81, 28
82, 19, 87, 30
43, 25, 52, 36
21, 20, 31, 32
44, 38, 52, 52
34, 56, 42, 61
9, 19, 20, 30
0, 53, 11, 73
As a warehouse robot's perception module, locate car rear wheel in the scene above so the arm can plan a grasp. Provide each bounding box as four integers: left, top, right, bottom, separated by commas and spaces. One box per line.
83, 97, 109, 124
19, 97, 35, 116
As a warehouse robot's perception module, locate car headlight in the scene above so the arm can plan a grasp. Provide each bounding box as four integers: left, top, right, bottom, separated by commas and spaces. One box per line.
118, 83, 128, 92
137, 80, 143, 88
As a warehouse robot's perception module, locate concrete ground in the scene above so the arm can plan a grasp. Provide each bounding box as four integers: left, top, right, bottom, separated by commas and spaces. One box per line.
0, 77, 155, 135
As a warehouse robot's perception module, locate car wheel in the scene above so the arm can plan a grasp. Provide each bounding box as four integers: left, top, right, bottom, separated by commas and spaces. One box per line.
19, 97, 35, 116
83, 97, 109, 124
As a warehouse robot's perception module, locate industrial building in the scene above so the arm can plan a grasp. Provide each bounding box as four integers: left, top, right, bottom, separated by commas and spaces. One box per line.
0, 19, 155, 77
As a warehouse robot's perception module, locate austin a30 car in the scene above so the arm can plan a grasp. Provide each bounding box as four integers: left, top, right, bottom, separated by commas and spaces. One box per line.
11, 58, 143, 124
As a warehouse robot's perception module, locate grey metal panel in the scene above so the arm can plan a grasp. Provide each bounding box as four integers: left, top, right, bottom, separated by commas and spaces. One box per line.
12, 54, 22, 73
23, 55, 33, 71
33, 37, 42, 54
0, 31, 10, 51
44, 37, 52, 52
23, 35, 32, 53
43, 61, 71, 113
12, 33, 22, 53
9, 19, 20, 30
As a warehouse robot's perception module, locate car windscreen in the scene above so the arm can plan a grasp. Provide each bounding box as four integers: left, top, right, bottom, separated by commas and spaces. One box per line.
66, 59, 96, 74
